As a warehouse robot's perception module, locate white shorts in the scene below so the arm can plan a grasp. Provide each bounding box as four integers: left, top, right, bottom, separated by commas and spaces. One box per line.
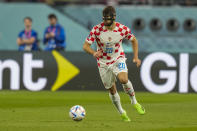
98, 58, 128, 89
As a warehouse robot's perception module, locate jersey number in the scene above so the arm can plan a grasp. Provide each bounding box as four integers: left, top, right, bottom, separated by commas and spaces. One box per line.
118, 63, 126, 70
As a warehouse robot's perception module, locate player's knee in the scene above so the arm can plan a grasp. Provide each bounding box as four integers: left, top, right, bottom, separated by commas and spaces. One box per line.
119, 78, 128, 84
109, 90, 116, 95
109, 84, 117, 95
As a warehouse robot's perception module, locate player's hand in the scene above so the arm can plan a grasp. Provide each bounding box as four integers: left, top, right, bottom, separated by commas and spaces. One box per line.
45, 33, 51, 39
50, 32, 55, 37
93, 50, 102, 58
133, 57, 141, 67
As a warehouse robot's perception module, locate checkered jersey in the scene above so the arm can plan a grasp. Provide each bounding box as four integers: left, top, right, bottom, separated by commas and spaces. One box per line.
86, 22, 135, 67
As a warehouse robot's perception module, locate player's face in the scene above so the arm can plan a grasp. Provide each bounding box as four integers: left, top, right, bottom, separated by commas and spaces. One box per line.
49, 18, 57, 26
103, 15, 115, 26
24, 19, 32, 29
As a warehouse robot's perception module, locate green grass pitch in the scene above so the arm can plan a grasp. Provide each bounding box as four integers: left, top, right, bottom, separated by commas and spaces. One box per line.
0, 91, 197, 131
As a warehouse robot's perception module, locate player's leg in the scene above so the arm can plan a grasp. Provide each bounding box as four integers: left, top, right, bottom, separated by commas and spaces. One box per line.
98, 66, 130, 121
118, 72, 145, 115
99, 68, 124, 114
118, 72, 137, 104
108, 83, 124, 114
114, 58, 145, 115
108, 83, 130, 122
115, 59, 138, 104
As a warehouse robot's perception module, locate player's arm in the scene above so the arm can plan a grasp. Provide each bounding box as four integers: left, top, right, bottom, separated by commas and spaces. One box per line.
17, 38, 24, 45
83, 27, 102, 58
17, 32, 25, 45
45, 33, 51, 39
54, 27, 65, 42
22, 37, 36, 45
125, 26, 141, 68
131, 36, 141, 67
83, 41, 102, 58
43, 28, 50, 44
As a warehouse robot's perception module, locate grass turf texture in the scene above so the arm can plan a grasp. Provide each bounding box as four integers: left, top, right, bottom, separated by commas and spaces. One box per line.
0, 91, 197, 131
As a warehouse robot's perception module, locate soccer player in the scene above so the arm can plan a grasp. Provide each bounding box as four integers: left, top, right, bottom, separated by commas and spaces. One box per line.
17, 17, 39, 51
43, 14, 66, 51
83, 6, 145, 122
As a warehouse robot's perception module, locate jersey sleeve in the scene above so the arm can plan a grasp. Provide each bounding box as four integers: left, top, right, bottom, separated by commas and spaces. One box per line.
55, 27, 65, 42
85, 27, 96, 45
32, 31, 37, 39
123, 26, 135, 41
43, 27, 49, 44
18, 31, 23, 38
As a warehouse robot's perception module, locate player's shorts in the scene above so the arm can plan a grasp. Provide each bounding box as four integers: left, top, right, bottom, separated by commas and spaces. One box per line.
98, 58, 128, 89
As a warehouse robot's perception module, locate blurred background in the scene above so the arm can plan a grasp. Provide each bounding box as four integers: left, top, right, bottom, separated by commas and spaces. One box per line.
1, 2, 197, 130
0, 0, 197, 93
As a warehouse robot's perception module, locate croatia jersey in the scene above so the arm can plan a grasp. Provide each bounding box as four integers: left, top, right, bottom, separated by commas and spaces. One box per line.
86, 22, 135, 67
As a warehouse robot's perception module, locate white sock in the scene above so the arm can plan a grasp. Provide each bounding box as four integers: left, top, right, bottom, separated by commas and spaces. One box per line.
122, 80, 138, 104
109, 92, 124, 114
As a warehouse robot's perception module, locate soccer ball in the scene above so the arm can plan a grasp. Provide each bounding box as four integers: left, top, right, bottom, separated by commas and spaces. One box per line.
69, 105, 86, 121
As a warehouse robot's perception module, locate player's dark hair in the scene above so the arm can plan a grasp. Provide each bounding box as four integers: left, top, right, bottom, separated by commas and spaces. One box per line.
102, 6, 116, 17
48, 14, 57, 20
24, 17, 32, 22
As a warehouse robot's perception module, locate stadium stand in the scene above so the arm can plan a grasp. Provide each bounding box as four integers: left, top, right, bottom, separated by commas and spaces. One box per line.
0, 2, 197, 52
0, 3, 89, 51
58, 6, 197, 53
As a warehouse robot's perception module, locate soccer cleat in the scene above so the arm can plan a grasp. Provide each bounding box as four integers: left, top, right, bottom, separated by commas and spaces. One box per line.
134, 103, 145, 115
121, 111, 131, 122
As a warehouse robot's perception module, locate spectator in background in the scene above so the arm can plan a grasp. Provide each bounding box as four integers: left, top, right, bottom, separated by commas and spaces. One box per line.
17, 17, 39, 51
43, 14, 66, 51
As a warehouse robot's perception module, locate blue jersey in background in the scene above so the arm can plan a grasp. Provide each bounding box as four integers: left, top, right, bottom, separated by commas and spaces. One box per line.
43, 24, 66, 51
18, 29, 39, 51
